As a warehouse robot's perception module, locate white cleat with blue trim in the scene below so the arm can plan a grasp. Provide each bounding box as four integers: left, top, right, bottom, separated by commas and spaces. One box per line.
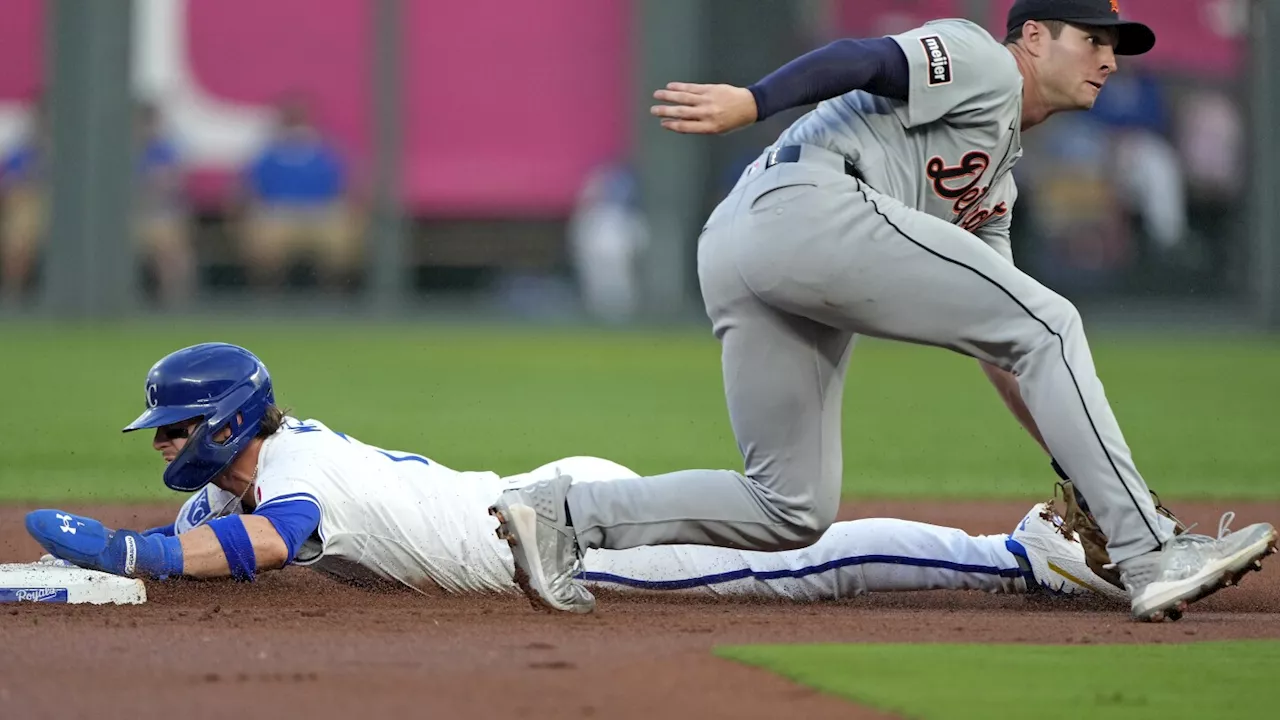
1007, 502, 1128, 603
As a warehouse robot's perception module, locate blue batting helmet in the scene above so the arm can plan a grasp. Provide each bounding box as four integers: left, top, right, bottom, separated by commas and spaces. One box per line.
123, 343, 275, 492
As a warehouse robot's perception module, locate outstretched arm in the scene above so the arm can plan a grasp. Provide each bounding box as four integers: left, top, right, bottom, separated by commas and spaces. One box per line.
177, 516, 289, 578
26, 499, 319, 582
651, 37, 909, 134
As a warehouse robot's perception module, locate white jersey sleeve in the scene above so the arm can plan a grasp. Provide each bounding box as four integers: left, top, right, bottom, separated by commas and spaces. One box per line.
249, 436, 330, 563
889, 19, 1022, 129
252, 461, 325, 518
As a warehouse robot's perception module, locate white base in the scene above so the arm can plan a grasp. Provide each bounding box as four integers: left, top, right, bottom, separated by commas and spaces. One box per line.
0, 559, 147, 605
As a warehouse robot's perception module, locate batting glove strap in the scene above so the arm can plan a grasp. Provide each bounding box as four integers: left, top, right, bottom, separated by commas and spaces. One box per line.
103, 530, 185, 579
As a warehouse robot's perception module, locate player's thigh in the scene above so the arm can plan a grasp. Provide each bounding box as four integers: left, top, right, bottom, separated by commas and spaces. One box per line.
819, 187, 1078, 366
699, 189, 855, 447
712, 288, 852, 516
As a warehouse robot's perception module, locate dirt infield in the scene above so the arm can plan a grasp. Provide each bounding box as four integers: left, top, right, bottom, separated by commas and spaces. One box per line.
2, 500, 1277, 720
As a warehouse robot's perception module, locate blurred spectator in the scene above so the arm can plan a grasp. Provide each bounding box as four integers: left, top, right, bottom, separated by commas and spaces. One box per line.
1174, 87, 1245, 284
1019, 114, 1133, 291
238, 96, 360, 292
0, 98, 48, 305
567, 163, 648, 324
1089, 66, 1192, 264
134, 103, 195, 307
1175, 87, 1244, 202
0, 99, 196, 308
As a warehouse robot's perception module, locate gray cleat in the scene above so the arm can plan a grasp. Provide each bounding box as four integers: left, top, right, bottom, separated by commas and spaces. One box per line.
1120, 513, 1277, 622
489, 473, 595, 614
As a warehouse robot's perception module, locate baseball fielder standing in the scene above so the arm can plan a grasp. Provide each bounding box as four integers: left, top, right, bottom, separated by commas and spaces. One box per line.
490, 0, 1277, 621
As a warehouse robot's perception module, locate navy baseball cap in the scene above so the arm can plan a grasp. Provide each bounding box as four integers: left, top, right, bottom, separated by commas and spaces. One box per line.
1006, 0, 1156, 56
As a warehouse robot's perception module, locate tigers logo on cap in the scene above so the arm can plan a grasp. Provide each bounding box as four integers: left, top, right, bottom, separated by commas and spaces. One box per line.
1110, 0, 1120, 13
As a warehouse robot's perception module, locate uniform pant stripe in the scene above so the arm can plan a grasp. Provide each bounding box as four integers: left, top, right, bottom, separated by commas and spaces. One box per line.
577, 554, 1022, 591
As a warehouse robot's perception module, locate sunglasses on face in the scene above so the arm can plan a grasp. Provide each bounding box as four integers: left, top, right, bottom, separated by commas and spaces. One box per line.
161, 425, 192, 440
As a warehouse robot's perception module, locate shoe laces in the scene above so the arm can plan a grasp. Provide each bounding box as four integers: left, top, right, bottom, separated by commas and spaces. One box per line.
1173, 511, 1236, 546
1107, 512, 1238, 577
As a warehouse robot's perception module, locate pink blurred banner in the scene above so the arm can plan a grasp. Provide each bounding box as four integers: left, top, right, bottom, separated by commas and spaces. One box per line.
0, 0, 42, 99
0, 0, 630, 216
0, 0, 1244, 214
401, 1, 630, 216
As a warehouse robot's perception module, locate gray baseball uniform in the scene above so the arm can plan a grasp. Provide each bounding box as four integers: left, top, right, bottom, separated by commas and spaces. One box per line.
566, 19, 1176, 564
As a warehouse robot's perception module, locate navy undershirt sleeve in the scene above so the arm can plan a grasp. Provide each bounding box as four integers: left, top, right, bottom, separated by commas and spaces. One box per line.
747, 37, 909, 122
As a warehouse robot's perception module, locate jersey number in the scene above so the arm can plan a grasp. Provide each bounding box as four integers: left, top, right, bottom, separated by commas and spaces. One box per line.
288, 419, 431, 466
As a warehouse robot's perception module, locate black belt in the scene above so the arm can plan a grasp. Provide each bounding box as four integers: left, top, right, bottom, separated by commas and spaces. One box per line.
764, 145, 865, 182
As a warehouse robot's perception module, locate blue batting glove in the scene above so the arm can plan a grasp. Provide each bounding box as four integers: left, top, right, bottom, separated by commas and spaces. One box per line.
25, 510, 184, 579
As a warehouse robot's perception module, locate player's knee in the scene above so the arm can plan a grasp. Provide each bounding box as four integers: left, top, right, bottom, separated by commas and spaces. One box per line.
1029, 292, 1085, 348
1050, 295, 1083, 331
774, 501, 837, 549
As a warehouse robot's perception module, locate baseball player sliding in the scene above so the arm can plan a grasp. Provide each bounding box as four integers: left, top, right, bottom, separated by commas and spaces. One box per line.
26, 342, 1129, 604
487, 0, 1277, 621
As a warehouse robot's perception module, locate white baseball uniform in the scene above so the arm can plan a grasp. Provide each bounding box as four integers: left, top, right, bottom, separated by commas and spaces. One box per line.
173, 417, 1028, 599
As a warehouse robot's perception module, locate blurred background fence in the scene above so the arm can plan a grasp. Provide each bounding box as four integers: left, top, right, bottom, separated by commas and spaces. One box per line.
0, 0, 1275, 329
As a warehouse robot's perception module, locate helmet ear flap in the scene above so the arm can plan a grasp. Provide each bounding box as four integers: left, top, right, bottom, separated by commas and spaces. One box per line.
212, 411, 246, 444
161, 384, 272, 493
162, 421, 224, 492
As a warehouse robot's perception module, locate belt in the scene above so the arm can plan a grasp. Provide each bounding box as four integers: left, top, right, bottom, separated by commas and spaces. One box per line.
764, 145, 865, 183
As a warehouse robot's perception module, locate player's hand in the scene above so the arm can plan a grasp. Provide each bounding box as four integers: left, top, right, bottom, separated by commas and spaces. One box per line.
25, 510, 183, 579
651, 82, 758, 135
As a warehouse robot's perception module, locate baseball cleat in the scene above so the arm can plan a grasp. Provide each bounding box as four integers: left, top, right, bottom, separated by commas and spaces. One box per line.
1008, 502, 1128, 603
488, 473, 595, 614
1121, 514, 1277, 623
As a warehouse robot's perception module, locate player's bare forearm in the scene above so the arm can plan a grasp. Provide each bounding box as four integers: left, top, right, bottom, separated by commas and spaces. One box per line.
980, 360, 1050, 455
650, 38, 909, 135
177, 516, 289, 578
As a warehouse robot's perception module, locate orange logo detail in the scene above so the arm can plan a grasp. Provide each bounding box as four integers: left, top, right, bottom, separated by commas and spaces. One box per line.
1110, 0, 1120, 14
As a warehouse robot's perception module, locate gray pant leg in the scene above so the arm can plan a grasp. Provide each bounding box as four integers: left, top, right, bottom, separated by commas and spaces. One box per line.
752, 169, 1173, 564
571, 147, 1173, 563
570, 168, 855, 553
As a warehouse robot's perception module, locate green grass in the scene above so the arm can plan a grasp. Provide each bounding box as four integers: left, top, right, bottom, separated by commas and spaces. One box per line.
1, 320, 1277, 502
717, 641, 1280, 719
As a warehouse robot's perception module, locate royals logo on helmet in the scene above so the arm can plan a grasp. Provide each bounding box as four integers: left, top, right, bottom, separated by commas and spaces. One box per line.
920, 35, 952, 87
